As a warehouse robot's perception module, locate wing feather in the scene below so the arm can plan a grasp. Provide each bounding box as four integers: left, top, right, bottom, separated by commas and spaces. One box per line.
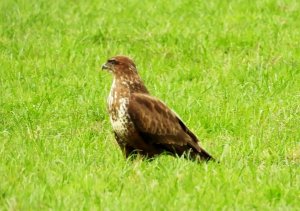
128, 93, 214, 160
128, 93, 195, 144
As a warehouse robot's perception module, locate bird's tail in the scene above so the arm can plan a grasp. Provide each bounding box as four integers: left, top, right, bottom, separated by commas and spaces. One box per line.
193, 147, 215, 162
187, 141, 215, 162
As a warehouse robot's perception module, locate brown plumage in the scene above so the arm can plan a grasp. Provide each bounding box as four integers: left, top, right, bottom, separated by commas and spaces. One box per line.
101, 55, 214, 161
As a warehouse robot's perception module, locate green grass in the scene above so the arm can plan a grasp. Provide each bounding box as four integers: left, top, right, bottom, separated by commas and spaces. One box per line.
1, 0, 300, 210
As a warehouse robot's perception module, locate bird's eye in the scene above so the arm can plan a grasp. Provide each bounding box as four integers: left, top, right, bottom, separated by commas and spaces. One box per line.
108, 59, 118, 65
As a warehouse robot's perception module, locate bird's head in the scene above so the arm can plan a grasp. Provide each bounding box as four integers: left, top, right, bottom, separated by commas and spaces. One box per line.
102, 55, 137, 76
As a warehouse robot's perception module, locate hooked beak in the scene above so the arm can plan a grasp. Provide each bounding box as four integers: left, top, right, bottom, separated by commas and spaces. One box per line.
101, 63, 109, 70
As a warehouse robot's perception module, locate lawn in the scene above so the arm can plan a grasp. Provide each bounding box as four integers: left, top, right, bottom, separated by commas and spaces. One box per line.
0, 0, 299, 210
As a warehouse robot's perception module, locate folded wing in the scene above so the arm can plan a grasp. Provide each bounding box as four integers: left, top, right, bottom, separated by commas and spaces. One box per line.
128, 93, 213, 160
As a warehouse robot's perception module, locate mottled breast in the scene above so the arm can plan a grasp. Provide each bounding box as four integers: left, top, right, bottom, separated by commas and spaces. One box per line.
108, 95, 135, 139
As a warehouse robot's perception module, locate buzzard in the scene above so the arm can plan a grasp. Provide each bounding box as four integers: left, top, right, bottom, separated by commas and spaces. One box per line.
102, 55, 214, 161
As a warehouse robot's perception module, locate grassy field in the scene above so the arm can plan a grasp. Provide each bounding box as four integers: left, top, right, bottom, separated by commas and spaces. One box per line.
1, 0, 300, 210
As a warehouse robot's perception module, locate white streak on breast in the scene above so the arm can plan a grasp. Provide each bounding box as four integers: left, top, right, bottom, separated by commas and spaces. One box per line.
108, 79, 116, 107
110, 97, 131, 137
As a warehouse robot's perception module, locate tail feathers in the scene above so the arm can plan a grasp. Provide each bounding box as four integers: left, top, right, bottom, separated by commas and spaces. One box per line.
187, 141, 215, 162
163, 143, 215, 162
191, 148, 215, 162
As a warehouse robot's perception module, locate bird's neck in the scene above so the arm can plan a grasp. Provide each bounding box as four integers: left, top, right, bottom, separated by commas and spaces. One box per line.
113, 74, 149, 95
107, 75, 149, 111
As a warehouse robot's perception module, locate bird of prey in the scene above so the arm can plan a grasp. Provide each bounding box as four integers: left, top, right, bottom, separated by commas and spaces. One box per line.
101, 55, 214, 161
